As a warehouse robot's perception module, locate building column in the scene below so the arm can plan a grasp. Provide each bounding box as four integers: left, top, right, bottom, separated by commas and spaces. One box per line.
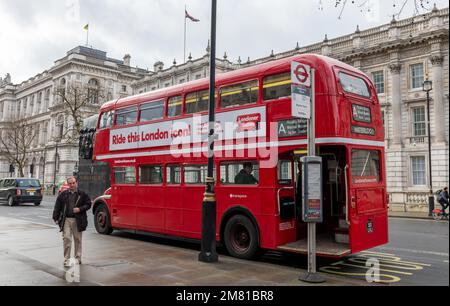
389, 63, 403, 145
430, 55, 445, 143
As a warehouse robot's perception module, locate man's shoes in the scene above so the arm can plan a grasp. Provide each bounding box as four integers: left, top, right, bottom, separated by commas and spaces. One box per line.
76, 258, 82, 265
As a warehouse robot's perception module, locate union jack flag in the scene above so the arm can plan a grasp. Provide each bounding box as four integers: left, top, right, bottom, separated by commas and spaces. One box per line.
185, 10, 200, 22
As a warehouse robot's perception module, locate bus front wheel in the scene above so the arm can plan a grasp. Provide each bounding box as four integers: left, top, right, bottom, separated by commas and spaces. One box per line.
94, 204, 113, 235
224, 215, 258, 260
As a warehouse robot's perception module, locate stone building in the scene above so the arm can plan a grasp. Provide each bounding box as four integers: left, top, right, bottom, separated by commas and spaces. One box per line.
0, 46, 147, 187
132, 43, 235, 94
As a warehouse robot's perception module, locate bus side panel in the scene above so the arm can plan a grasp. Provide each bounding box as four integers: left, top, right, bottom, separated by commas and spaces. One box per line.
136, 185, 165, 233
182, 185, 204, 239
164, 185, 184, 235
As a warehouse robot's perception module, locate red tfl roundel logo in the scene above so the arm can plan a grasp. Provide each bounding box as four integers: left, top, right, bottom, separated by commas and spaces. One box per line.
294, 65, 309, 84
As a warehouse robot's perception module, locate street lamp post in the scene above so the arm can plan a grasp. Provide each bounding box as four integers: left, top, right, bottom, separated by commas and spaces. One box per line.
423, 78, 434, 216
199, 0, 218, 263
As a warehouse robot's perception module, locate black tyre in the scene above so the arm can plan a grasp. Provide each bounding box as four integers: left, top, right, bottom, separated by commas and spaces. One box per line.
7, 196, 15, 207
224, 215, 259, 260
34, 202, 41, 206
94, 204, 113, 235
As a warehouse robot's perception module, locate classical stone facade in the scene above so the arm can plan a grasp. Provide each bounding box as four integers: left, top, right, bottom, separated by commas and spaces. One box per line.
132, 44, 235, 94
131, 7, 449, 212
0, 46, 147, 187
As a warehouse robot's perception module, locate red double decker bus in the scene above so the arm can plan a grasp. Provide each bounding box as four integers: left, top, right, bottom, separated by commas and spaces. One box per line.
87, 54, 388, 259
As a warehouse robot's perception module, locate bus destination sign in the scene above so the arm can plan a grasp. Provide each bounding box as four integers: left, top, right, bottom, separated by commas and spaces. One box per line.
352, 104, 372, 123
278, 118, 308, 138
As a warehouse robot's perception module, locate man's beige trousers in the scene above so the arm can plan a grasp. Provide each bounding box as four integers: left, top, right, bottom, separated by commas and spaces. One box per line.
63, 218, 82, 261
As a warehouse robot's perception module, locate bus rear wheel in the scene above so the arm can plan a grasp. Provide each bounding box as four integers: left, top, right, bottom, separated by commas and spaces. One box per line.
224, 215, 258, 260
94, 204, 113, 235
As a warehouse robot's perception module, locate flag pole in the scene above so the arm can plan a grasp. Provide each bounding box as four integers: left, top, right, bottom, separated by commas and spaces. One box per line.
184, 6, 187, 63
85, 24, 89, 47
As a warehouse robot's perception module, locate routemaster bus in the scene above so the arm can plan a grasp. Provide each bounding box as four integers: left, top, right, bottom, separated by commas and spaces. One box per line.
83, 54, 388, 259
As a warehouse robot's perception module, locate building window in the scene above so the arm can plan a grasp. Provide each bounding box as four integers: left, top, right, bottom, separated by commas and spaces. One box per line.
412, 106, 426, 137
411, 156, 426, 186
121, 85, 127, 93
372, 71, 385, 94
410, 63, 424, 90
88, 79, 99, 104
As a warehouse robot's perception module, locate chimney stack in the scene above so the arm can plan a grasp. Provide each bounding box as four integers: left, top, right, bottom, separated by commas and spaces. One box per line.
123, 54, 131, 66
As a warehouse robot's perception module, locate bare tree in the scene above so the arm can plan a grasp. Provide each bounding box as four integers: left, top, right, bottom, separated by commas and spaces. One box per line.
53, 80, 105, 142
0, 119, 37, 177
326, 0, 434, 19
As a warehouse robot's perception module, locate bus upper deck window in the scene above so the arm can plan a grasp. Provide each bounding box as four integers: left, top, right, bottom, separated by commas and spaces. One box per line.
263, 73, 292, 101
168, 96, 183, 117
185, 90, 210, 114
140, 100, 164, 122
339, 72, 371, 98
220, 80, 258, 108
100, 111, 114, 129
116, 107, 138, 126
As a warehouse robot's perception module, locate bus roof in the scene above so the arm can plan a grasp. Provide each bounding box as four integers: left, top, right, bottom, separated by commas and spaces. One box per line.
100, 54, 366, 112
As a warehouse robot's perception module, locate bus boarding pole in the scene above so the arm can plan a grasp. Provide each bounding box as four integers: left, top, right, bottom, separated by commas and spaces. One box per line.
199, 0, 219, 264
299, 68, 326, 283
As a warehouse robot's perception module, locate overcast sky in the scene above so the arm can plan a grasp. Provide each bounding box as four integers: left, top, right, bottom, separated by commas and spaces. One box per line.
1, 0, 448, 84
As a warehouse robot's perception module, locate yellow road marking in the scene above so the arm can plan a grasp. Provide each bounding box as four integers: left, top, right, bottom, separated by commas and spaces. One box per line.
319, 266, 401, 283
349, 258, 427, 271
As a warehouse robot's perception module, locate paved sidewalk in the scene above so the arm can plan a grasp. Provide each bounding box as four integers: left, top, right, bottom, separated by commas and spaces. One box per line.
0, 216, 363, 286
388, 211, 433, 220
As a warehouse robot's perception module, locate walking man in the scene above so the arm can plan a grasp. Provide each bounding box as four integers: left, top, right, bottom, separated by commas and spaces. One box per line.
53, 176, 91, 267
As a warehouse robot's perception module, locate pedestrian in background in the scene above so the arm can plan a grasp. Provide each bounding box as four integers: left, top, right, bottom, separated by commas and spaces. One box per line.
52, 176, 91, 267
439, 187, 449, 217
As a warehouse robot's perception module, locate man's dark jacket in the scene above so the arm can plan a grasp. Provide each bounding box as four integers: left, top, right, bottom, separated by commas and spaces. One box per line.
53, 190, 92, 232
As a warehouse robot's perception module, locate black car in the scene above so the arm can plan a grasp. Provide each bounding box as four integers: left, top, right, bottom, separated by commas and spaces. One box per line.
0, 178, 43, 207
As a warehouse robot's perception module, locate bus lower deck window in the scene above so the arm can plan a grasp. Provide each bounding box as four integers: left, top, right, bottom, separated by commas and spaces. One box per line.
114, 167, 136, 185
139, 165, 163, 184
220, 162, 259, 185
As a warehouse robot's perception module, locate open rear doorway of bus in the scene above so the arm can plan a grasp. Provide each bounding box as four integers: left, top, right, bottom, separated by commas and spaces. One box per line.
278, 145, 351, 258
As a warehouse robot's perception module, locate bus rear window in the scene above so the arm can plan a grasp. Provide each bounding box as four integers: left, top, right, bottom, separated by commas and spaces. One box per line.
220, 80, 258, 108
263, 73, 292, 101
339, 72, 371, 98
352, 150, 380, 184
